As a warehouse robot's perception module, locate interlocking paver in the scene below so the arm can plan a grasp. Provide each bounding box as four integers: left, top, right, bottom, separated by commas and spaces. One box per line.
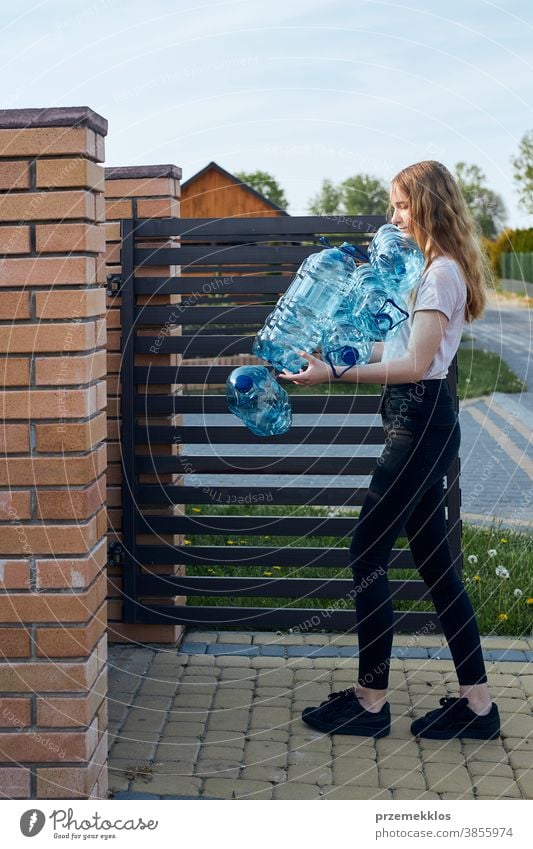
467, 762, 514, 779
332, 756, 379, 787
203, 778, 272, 799
131, 775, 202, 796
322, 785, 392, 799
515, 769, 533, 799
379, 767, 427, 790
273, 782, 321, 799
207, 709, 250, 732
424, 763, 473, 793
108, 634, 531, 800
241, 765, 287, 783
244, 741, 287, 767
195, 759, 241, 779
287, 763, 332, 784
473, 774, 522, 798
392, 789, 439, 800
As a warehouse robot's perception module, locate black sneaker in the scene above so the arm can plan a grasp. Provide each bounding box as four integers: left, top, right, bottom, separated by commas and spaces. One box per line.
411, 696, 501, 740
301, 687, 391, 738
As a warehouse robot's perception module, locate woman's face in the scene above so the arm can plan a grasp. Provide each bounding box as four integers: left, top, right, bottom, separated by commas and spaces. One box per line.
390, 184, 411, 236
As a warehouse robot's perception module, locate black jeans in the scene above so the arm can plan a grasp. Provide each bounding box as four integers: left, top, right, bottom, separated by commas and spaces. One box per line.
349, 379, 487, 690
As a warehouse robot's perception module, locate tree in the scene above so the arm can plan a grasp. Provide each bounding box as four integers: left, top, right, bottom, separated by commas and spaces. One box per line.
511, 130, 533, 215
308, 179, 343, 214
234, 170, 287, 209
308, 173, 389, 216
454, 162, 507, 239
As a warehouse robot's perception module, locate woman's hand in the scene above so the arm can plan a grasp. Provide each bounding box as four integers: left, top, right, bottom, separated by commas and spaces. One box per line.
278, 351, 332, 385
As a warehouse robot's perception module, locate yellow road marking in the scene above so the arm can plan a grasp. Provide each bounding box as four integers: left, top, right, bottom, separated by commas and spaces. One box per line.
465, 406, 533, 481
483, 397, 533, 444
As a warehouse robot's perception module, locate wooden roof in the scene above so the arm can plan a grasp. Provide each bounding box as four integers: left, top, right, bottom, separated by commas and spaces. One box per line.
180, 161, 288, 218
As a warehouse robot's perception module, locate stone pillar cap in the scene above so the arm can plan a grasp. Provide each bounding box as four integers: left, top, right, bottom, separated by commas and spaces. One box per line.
105, 164, 182, 180
0, 106, 107, 135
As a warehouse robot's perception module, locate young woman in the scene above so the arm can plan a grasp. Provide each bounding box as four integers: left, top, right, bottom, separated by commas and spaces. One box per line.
279, 160, 500, 740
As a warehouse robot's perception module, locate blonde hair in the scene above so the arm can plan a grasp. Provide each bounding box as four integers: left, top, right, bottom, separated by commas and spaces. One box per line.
389, 161, 493, 322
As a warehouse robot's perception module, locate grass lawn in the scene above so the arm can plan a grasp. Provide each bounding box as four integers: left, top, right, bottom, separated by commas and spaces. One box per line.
181, 504, 532, 638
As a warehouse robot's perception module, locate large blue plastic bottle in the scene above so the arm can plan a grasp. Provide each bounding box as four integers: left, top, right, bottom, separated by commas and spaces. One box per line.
368, 223, 424, 295
352, 263, 410, 340
226, 365, 292, 436
320, 311, 374, 377
253, 243, 360, 373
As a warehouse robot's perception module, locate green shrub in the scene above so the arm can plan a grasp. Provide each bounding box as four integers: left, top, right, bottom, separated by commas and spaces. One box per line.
486, 228, 533, 278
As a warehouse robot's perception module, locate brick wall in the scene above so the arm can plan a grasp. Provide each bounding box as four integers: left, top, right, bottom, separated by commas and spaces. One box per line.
0, 107, 108, 799
104, 166, 185, 646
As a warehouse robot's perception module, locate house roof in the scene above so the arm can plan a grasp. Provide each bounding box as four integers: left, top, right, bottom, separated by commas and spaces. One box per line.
181, 161, 289, 215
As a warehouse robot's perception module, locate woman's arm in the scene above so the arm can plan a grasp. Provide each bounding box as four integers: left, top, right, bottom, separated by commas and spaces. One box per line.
368, 341, 384, 363
279, 310, 448, 386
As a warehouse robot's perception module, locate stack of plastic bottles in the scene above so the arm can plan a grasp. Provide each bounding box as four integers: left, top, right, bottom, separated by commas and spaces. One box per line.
226, 224, 424, 436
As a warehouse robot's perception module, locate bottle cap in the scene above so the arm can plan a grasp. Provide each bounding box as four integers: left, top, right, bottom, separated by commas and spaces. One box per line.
341, 347, 358, 365
235, 373, 253, 392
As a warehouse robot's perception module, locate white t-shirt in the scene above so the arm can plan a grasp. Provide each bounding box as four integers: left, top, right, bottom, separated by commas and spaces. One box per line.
381, 256, 467, 379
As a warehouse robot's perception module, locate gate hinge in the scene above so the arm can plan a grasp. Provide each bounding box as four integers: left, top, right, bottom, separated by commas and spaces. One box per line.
108, 541, 125, 566
107, 273, 123, 297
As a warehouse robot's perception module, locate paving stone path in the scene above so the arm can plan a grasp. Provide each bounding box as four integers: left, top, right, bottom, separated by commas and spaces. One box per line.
107, 631, 533, 801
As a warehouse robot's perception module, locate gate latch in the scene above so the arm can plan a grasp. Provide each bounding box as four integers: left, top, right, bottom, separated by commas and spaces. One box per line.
108, 541, 125, 566
107, 273, 123, 297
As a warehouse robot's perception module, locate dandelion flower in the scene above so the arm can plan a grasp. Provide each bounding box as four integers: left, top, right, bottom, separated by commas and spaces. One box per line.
263, 570, 273, 577
495, 565, 510, 579
498, 613, 508, 621
264, 535, 271, 540
467, 554, 478, 565
488, 549, 497, 558
500, 537, 508, 543
192, 507, 202, 513
226, 540, 235, 545
273, 566, 281, 571
513, 588, 523, 599
473, 574, 481, 582
527, 598, 533, 606
183, 538, 192, 545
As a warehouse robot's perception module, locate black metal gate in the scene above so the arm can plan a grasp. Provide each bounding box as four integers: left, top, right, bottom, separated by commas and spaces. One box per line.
115, 214, 462, 632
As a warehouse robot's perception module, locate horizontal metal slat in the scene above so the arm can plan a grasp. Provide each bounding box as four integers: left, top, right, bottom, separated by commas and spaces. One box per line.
137, 575, 429, 600
135, 305, 273, 325
134, 215, 385, 238
134, 276, 293, 295
134, 425, 385, 444
136, 514, 368, 537
132, 604, 439, 631
133, 394, 381, 414
135, 245, 319, 266
136, 485, 371, 506
136, 454, 378, 475
135, 544, 414, 569
135, 334, 254, 355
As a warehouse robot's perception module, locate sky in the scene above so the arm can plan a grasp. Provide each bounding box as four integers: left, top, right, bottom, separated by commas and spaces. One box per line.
2, 0, 533, 227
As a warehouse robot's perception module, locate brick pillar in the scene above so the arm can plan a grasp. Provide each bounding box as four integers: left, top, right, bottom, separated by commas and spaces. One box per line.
104, 165, 185, 645
0, 107, 108, 800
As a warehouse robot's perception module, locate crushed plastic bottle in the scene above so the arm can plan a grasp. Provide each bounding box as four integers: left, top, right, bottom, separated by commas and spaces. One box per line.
226, 365, 292, 436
